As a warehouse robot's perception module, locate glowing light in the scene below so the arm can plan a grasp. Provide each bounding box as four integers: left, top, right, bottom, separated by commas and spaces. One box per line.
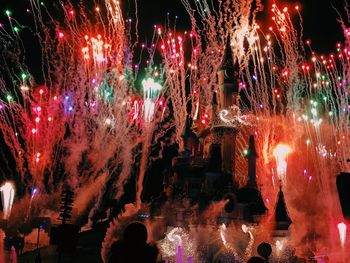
142, 78, 162, 122
105, 118, 112, 126
85, 34, 110, 63
20, 85, 30, 92
220, 224, 228, 248
338, 222, 347, 247
276, 240, 284, 252
273, 144, 291, 184
218, 108, 248, 126
0, 182, 15, 219
31, 188, 38, 198
242, 224, 248, 233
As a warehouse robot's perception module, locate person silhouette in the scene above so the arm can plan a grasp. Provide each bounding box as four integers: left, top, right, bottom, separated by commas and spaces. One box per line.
109, 222, 158, 263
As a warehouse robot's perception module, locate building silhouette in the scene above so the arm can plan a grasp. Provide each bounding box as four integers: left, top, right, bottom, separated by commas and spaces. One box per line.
156, 35, 288, 229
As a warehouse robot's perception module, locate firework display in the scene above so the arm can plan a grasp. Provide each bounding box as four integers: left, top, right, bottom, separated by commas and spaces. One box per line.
0, 0, 349, 262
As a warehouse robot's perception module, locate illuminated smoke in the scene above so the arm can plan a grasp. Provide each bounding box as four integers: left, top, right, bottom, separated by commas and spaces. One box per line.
0, 182, 15, 220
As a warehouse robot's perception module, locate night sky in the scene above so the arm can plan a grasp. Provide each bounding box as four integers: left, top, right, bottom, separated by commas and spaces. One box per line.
0, 0, 346, 54
125, 0, 345, 54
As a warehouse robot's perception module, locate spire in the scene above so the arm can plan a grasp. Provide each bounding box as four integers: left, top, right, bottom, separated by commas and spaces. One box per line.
250, 194, 268, 217
212, 91, 218, 106
211, 91, 218, 121
247, 135, 258, 157
181, 115, 193, 138
217, 33, 240, 109
274, 187, 292, 231
237, 135, 267, 221
181, 116, 197, 154
246, 135, 258, 188
220, 33, 238, 85
221, 33, 235, 72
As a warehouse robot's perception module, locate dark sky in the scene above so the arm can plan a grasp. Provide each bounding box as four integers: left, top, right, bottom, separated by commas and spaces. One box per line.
131, 0, 346, 54
0, 0, 346, 54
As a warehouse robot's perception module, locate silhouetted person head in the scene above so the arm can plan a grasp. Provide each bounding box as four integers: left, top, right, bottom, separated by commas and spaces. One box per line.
247, 256, 265, 263
109, 222, 158, 263
123, 222, 148, 245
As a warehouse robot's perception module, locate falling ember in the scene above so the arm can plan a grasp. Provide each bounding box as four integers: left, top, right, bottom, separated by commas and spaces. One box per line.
220, 224, 228, 248
0, 182, 15, 219
273, 144, 291, 184
337, 222, 347, 247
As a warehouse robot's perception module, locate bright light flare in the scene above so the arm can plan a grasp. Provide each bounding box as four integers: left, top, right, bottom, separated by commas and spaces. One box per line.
276, 240, 284, 252
142, 78, 162, 122
31, 188, 38, 198
273, 144, 291, 159
0, 182, 15, 219
338, 222, 347, 247
220, 224, 228, 248
273, 144, 291, 184
241, 224, 248, 233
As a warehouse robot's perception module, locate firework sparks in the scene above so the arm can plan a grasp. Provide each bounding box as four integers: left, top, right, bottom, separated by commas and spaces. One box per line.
0, 182, 15, 220
273, 144, 291, 185
338, 222, 347, 247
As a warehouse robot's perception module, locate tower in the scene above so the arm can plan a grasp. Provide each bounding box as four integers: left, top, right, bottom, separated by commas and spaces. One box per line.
274, 187, 292, 237
237, 135, 267, 222
181, 116, 198, 155
214, 34, 241, 177
217, 34, 240, 109
246, 135, 258, 188
211, 91, 218, 119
